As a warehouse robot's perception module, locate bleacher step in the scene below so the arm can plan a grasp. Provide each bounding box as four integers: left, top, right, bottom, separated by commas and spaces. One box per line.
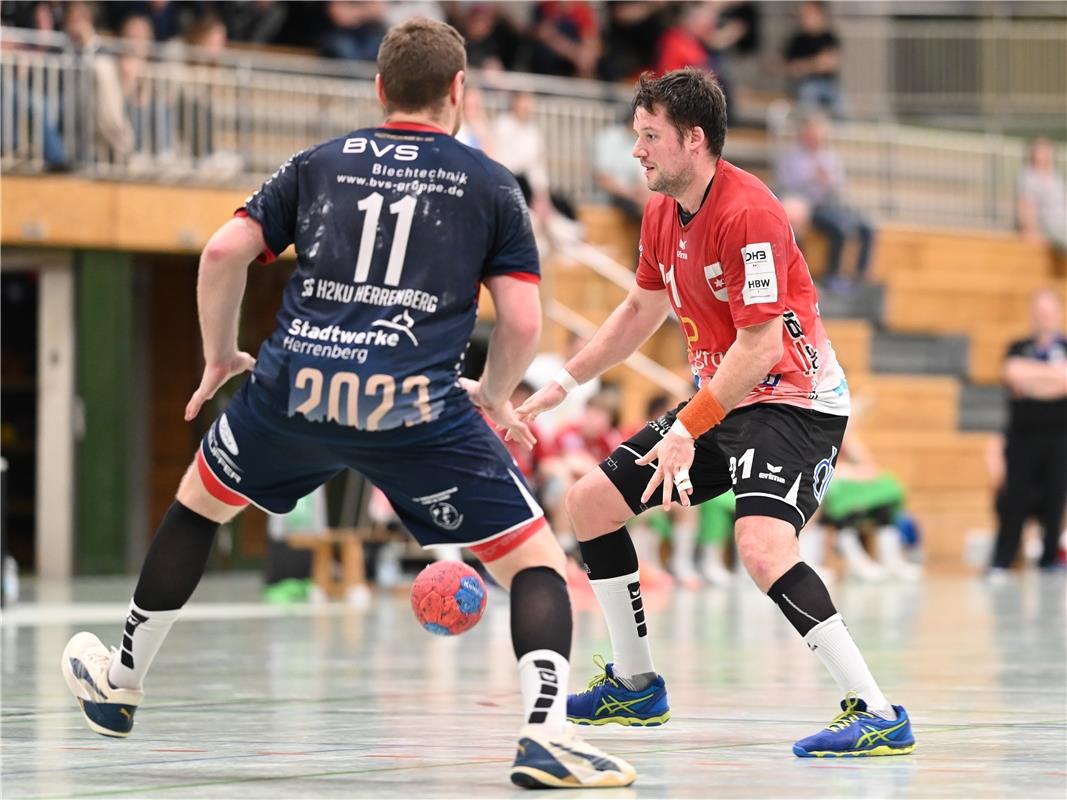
818, 283, 883, 322
960, 384, 1007, 432
872, 332, 968, 377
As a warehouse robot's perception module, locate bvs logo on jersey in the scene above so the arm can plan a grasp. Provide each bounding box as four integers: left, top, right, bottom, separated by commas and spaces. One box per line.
343, 137, 419, 161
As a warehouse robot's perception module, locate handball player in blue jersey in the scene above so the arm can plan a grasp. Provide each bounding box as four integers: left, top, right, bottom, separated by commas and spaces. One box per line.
61, 17, 635, 789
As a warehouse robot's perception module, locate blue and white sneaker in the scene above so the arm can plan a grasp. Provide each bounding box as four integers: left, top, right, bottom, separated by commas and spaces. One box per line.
793, 695, 916, 758
566, 656, 670, 727
510, 726, 637, 789
61, 632, 143, 738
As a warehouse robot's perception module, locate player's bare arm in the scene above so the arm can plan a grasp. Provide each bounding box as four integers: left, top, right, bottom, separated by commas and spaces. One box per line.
184, 216, 264, 421
638, 316, 784, 509
465, 274, 543, 448
516, 284, 672, 422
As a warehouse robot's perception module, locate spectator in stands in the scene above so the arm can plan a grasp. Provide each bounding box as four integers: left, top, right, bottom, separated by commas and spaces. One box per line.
116, 14, 157, 157
64, 1, 135, 161
222, 1, 289, 46
1017, 138, 1067, 255
776, 112, 875, 292
597, 1, 668, 82
990, 288, 1067, 580
530, 1, 600, 79
383, 1, 445, 29
540, 389, 623, 543
4, 1, 68, 169
111, 0, 188, 43
456, 85, 495, 155
179, 13, 243, 177
653, 2, 746, 112
593, 107, 652, 226
491, 91, 580, 250
318, 1, 386, 62
448, 2, 527, 72
184, 11, 228, 58
820, 429, 920, 582
783, 0, 843, 118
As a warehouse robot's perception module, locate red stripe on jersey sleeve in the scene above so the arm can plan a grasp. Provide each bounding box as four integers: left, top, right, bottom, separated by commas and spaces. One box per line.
233, 209, 277, 264
502, 271, 540, 284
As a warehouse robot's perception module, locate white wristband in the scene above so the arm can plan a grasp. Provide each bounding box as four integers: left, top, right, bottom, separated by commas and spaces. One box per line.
669, 418, 694, 439
554, 368, 580, 394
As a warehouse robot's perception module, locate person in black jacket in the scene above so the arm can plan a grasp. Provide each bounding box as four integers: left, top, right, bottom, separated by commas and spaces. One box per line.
990, 288, 1067, 578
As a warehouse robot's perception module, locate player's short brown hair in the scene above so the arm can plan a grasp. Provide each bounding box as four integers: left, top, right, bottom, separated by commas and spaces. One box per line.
632, 68, 727, 158
377, 17, 467, 114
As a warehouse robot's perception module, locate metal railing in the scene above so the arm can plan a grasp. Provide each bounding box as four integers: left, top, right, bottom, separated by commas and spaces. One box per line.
768, 101, 1067, 231
837, 16, 1067, 125
3, 26, 1064, 234
0, 27, 627, 198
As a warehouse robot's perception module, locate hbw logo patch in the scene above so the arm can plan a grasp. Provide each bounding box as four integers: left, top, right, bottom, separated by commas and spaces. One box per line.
741, 242, 777, 305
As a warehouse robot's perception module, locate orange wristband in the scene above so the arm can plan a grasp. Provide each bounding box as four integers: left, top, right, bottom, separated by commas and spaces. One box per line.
676, 387, 727, 438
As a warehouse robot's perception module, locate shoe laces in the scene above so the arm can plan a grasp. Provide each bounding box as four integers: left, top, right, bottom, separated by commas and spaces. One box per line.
81, 645, 118, 673
826, 693, 875, 732
583, 654, 618, 692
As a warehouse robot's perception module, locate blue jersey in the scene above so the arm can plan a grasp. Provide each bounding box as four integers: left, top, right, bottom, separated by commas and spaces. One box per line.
239, 122, 539, 436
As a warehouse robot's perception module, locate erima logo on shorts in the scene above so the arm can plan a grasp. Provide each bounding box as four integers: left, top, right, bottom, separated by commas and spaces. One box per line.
741, 243, 776, 305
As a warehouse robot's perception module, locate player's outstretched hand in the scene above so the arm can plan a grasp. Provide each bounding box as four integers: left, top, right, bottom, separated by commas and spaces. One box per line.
635, 432, 695, 511
460, 378, 537, 450
184, 352, 256, 421
515, 382, 567, 425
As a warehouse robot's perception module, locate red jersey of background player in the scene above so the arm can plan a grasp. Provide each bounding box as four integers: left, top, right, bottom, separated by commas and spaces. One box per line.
635, 159, 850, 416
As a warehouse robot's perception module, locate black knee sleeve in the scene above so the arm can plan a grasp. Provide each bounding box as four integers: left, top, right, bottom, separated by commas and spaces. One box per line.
767, 562, 838, 637
510, 566, 572, 660
578, 528, 638, 580
132, 501, 219, 611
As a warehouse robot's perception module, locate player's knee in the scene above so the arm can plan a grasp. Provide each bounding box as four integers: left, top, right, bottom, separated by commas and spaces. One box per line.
565, 475, 609, 540
176, 458, 245, 524
735, 526, 782, 588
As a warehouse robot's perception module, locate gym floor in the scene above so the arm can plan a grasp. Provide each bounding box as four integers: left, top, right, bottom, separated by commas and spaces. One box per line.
2, 571, 1065, 798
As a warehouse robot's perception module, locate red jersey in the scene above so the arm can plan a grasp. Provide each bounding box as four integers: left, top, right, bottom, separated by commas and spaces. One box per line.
554, 424, 623, 463
635, 160, 849, 415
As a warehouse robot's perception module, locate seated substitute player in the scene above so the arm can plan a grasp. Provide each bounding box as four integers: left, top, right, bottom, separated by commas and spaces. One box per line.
60, 18, 635, 790
518, 68, 915, 758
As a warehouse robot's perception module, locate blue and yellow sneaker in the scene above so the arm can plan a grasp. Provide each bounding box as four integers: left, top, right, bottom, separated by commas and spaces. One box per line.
566, 656, 670, 727
61, 632, 143, 738
510, 726, 637, 789
793, 695, 916, 758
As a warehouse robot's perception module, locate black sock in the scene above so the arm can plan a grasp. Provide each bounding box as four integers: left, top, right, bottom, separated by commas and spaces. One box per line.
767, 562, 837, 637
510, 566, 571, 659
578, 527, 638, 580
132, 501, 219, 612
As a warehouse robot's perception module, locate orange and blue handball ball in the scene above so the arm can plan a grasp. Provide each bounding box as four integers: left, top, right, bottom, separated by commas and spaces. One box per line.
410, 561, 488, 635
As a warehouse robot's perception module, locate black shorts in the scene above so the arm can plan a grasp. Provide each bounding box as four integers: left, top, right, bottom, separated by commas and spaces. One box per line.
599, 402, 848, 533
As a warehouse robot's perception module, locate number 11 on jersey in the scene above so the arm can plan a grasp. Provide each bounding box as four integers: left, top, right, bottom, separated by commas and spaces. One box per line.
354, 192, 416, 287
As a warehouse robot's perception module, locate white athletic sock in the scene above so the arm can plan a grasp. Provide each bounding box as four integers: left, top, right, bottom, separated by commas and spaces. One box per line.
804, 613, 895, 720
588, 570, 656, 680
107, 601, 181, 690
518, 649, 569, 736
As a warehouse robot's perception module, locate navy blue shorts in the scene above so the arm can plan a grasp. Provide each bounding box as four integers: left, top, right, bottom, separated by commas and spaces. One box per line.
197, 380, 545, 549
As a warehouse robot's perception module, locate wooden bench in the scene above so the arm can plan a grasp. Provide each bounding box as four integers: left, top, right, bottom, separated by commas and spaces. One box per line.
287, 527, 385, 601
